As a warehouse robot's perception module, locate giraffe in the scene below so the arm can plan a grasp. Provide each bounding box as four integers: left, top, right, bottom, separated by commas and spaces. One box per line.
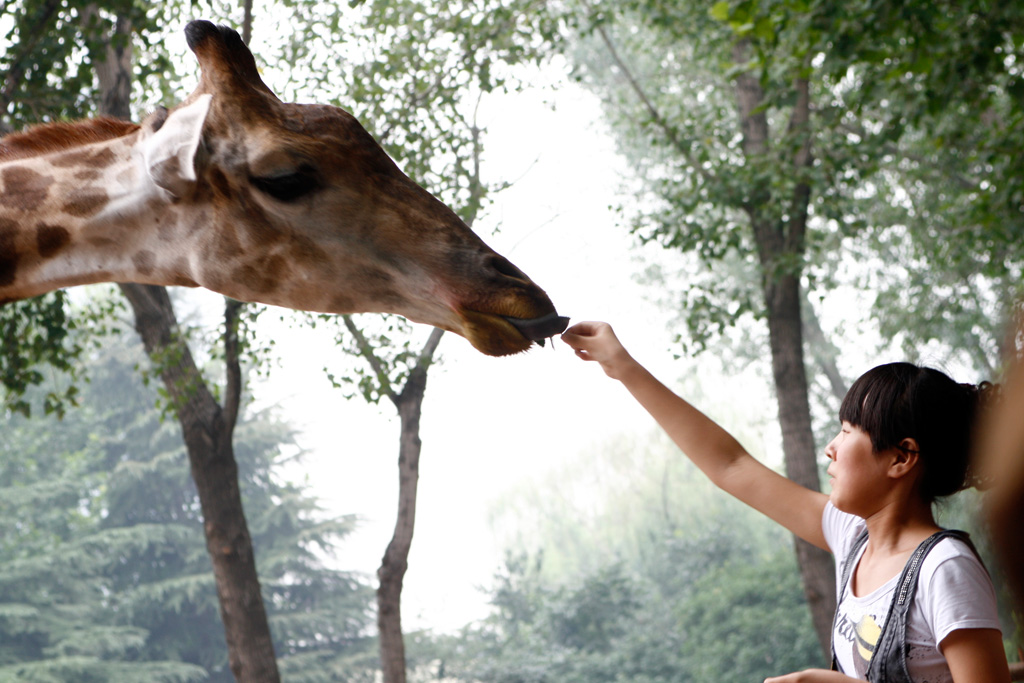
0, 20, 569, 354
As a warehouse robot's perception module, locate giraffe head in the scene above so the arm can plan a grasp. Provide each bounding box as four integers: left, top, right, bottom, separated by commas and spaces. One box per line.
140, 20, 567, 356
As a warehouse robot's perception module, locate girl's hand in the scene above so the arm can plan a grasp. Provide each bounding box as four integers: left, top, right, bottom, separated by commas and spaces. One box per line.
560, 321, 635, 380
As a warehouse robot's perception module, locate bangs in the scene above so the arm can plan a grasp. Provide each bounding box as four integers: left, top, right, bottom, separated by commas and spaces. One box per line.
839, 363, 919, 453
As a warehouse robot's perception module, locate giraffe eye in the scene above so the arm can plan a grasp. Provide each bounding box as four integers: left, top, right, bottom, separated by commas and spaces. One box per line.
251, 165, 319, 202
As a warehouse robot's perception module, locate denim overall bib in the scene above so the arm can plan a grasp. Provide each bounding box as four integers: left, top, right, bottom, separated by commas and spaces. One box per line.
830, 529, 979, 682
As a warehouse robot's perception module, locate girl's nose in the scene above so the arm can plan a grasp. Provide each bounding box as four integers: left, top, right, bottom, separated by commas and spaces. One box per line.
824, 436, 838, 461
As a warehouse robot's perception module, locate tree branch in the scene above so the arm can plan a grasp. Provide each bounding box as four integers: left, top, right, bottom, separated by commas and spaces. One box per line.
803, 298, 847, 403
343, 314, 399, 403
0, 0, 64, 132
223, 298, 243, 436
242, 0, 254, 45
785, 75, 813, 256
591, 17, 717, 187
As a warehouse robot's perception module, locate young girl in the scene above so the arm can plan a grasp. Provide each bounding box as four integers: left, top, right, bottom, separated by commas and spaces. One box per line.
561, 321, 1010, 683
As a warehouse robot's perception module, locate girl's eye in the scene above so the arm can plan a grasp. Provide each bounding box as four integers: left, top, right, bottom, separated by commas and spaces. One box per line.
251, 166, 320, 202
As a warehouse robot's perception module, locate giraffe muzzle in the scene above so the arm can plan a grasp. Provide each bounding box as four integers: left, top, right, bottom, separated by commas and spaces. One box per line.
504, 312, 571, 346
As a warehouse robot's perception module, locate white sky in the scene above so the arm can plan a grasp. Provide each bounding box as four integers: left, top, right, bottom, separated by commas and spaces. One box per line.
250, 76, 709, 632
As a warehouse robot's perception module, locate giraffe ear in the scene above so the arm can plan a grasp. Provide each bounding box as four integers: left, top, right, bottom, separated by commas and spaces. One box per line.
141, 94, 212, 197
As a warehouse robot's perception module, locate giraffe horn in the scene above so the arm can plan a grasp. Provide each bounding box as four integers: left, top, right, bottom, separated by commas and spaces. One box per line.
184, 20, 276, 98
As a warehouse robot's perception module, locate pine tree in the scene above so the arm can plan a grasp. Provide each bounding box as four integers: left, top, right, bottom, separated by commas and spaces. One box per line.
0, 311, 377, 681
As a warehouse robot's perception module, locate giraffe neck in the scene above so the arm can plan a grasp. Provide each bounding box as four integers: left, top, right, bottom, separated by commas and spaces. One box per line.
0, 129, 195, 304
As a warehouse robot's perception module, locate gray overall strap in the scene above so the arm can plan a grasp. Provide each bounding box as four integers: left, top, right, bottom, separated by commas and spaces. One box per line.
831, 528, 870, 671
867, 530, 975, 683
831, 529, 977, 682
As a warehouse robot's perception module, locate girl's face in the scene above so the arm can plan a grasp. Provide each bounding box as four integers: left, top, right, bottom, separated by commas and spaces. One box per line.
825, 421, 893, 516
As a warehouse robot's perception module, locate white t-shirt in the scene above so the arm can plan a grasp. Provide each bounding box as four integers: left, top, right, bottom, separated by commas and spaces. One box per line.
823, 503, 1001, 682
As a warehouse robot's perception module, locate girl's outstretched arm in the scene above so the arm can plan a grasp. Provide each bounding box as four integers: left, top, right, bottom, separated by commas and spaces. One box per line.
562, 321, 830, 550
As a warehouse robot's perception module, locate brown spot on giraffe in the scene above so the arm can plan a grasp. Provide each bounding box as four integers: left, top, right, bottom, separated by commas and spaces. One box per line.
133, 249, 156, 276
61, 186, 109, 218
74, 167, 103, 182
287, 235, 330, 270
230, 253, 290, 295
169, 258, 198, 287
213, 223, 243, 263
157, 219, 177, 242
50, 149, 97, 169
1, 166, 54, 212
49, 145, 117, 170
354, 266, 394, 289
86, 147, 116, 168
36, 224, 71, 258
186, 209, 211, 237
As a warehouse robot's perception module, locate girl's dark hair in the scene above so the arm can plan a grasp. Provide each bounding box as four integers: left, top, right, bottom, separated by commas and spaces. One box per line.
839, 362, 997, 503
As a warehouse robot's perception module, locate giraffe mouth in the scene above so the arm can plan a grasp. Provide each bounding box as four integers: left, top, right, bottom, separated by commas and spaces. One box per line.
503, 312, 571, 347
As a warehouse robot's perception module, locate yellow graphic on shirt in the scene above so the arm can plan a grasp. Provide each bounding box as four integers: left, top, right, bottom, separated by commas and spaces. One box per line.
854, 614, 882, 663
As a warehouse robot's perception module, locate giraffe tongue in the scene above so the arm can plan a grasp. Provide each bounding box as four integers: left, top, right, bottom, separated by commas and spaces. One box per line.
504, 313, 571, 346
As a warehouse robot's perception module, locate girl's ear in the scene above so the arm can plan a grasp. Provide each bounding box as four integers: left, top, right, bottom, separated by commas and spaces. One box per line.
889, 438, 922, 479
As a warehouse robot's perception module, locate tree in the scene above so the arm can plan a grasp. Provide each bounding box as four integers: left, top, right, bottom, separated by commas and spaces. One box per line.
0, 2, 352, 676
545, 0, 1024, 655
83, 6, 283, 675
297, 1, 556, 679
2, 1, 563, 679
555, 0, 836, 652
0, 301, 376, 681
335, 318, 444, 683
812, 0, 1024, 374
437, 432, 821, 682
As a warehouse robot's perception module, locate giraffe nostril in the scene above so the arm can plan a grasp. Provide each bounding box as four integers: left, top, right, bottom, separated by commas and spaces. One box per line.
489, 254, 530, 283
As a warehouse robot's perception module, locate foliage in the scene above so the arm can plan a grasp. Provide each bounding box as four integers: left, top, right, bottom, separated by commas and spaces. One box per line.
546, 4, 1024, 652
439, 428, 1023, 680
433, 431, 822, 682
559, 0, 1024, 375
0, 0, 165, 415
0, 292, 82, 418
0, 323, 377, 680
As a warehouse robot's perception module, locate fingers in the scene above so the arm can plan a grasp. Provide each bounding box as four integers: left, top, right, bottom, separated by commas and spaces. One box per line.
561, 321, 610, 359
564, 320, 605, 337
561, 321, 612, 348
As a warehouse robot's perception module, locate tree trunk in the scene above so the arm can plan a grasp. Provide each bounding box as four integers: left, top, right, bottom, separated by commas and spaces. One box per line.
761, 270, 837, 656
733, 39, 836, 658
374, 327, 444, 683
803, 300, 848, 404
120, 285, 280, 682
87, 11, 281, 681
376, 388, 419, 683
